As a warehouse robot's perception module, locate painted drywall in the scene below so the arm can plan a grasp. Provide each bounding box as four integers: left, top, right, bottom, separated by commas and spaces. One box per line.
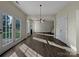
69, 2, 79, 54
26, 20, 32, 34
76, 10, 79, 54
26, 20, 30, 34
55, 2, 77, 53
0, 1, 27, 55
33, 21, 53, 32
27, 16, 54, 33
56, 14, 68, 46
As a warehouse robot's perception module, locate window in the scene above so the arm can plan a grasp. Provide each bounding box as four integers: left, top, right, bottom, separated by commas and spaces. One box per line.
16, 19, 20, 39
2, 14, 13, 45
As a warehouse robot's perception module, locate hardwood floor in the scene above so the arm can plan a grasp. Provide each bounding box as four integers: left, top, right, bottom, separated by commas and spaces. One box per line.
33, 33, 69, 47
0, 33, 78, 57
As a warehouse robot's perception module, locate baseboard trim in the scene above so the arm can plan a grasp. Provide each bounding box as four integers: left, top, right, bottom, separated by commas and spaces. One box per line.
55, 37, 70, 47
35, 32, 54, 35
70, 45, 77, 55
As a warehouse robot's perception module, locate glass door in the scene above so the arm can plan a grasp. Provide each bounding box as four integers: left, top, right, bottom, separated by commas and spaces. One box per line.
2, 14, 13, 46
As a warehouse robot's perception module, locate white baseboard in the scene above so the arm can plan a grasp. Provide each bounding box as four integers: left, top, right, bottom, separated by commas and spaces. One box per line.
70, 45, 77, 55
55, 36, 70, 47
55, 36, 77, 55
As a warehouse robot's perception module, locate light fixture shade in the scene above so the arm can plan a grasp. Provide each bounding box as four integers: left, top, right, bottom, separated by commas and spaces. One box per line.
39, 4, 46, 23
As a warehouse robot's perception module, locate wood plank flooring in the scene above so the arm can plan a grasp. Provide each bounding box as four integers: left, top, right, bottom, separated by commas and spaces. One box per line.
0, 33, 78, 57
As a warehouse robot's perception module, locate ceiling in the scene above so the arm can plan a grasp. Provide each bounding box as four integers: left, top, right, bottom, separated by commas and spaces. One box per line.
14, 1, 70, 16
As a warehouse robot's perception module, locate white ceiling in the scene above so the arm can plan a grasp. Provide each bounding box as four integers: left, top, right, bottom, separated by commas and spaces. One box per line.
14, 1, 70, 16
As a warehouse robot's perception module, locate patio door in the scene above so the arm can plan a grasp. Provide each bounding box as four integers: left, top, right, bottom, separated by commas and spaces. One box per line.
2, 14, 13, 46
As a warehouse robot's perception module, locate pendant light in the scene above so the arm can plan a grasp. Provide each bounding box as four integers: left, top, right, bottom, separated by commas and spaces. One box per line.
40, 4, 43, 23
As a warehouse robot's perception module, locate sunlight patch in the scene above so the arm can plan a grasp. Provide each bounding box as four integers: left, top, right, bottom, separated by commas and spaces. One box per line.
10, 52, 18, 57
19, 43, 42, 57
33, 37, 71, 52
33, 37, 47, 44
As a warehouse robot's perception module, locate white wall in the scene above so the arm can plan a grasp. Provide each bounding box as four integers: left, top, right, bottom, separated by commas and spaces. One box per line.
26, 20, 31, 34
33, 21, 53, 32
55, 2, 78, 53
69, 2, 79, 54
27, 16, 54, 33
0, 1, 27, 55
56, 14, 68, 46
76, 10, 79, 54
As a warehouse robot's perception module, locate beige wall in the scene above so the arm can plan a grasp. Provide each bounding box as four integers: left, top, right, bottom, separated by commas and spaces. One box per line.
0, 1, 27, 55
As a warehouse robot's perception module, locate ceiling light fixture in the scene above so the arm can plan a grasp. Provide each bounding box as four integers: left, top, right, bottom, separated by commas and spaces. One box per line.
40, 4, 44, 23
40, 4, 42, 23
15, 1, 20, 5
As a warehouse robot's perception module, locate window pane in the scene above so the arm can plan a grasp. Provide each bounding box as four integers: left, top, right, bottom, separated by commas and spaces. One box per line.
3, 27, 6, 32
7, 27, 9, 32
3, 33, 5, 39
7, 32, 9, 39
3, 21, 6, 26
10, 33, 12, 39
2, 14, 13, 45
16, 32, 20, 38
16, 19, 20, 39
